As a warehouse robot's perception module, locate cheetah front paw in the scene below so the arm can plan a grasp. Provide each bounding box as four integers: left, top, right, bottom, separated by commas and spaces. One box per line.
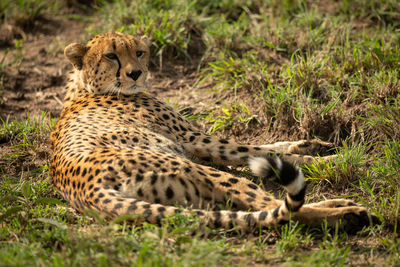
288, 139, 336, 156
305, 199, 358, 208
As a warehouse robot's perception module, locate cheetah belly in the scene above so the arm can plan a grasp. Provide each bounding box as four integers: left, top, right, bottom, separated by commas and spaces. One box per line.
137, 126, 187, 157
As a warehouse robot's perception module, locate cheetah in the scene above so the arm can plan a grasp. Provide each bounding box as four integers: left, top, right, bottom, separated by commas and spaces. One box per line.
50, 32, 376, 233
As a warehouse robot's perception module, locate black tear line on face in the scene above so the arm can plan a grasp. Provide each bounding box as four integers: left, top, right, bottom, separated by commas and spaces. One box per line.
111, 39, 122, 88
115, 56, 121, 87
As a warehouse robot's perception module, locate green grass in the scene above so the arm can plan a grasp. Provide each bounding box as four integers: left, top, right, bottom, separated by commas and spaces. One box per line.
0, 0, 62, 28
0, 176, 234, 266
1, 0, 400, 265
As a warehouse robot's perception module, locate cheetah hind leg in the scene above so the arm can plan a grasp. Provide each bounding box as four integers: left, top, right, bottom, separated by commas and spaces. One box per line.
249, 156, 379, 233
292, 204, 380, 233
89, 155, 308, 233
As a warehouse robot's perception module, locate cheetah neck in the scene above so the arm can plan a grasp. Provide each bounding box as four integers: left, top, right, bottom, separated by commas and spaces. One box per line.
63, 70, 91, 104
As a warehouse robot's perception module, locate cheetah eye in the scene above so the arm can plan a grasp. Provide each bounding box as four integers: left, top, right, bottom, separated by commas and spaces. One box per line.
105, 53, 118, 60
136, 50, 144, 58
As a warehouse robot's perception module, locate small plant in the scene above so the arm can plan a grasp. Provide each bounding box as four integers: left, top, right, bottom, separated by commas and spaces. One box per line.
276, 221, 306, 256
205, 102, 259, 134
1, 112, 55, 147
304, 141, 368, 189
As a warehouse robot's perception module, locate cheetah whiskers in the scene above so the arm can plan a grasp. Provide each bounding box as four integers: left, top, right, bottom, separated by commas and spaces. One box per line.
104, 82, 120, 96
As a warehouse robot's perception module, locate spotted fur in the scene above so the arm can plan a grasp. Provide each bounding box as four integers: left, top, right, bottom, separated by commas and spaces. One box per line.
50, 32, 376, 233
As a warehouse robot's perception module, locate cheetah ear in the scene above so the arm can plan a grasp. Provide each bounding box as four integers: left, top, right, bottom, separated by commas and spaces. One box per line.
140, 35, 151, 47
64, 43, 87, 70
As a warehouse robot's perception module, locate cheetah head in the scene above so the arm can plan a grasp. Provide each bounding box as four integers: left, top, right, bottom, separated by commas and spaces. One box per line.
64, 32, 150, 95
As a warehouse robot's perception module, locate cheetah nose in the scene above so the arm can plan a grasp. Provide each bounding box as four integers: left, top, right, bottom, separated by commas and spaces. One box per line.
127, 69, 142, 81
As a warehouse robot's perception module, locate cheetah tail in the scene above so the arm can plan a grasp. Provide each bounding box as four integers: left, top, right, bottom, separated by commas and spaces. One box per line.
248, 157, 306, 212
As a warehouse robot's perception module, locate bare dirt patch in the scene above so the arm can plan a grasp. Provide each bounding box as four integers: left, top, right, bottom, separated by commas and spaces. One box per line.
0, 16, 90, 119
